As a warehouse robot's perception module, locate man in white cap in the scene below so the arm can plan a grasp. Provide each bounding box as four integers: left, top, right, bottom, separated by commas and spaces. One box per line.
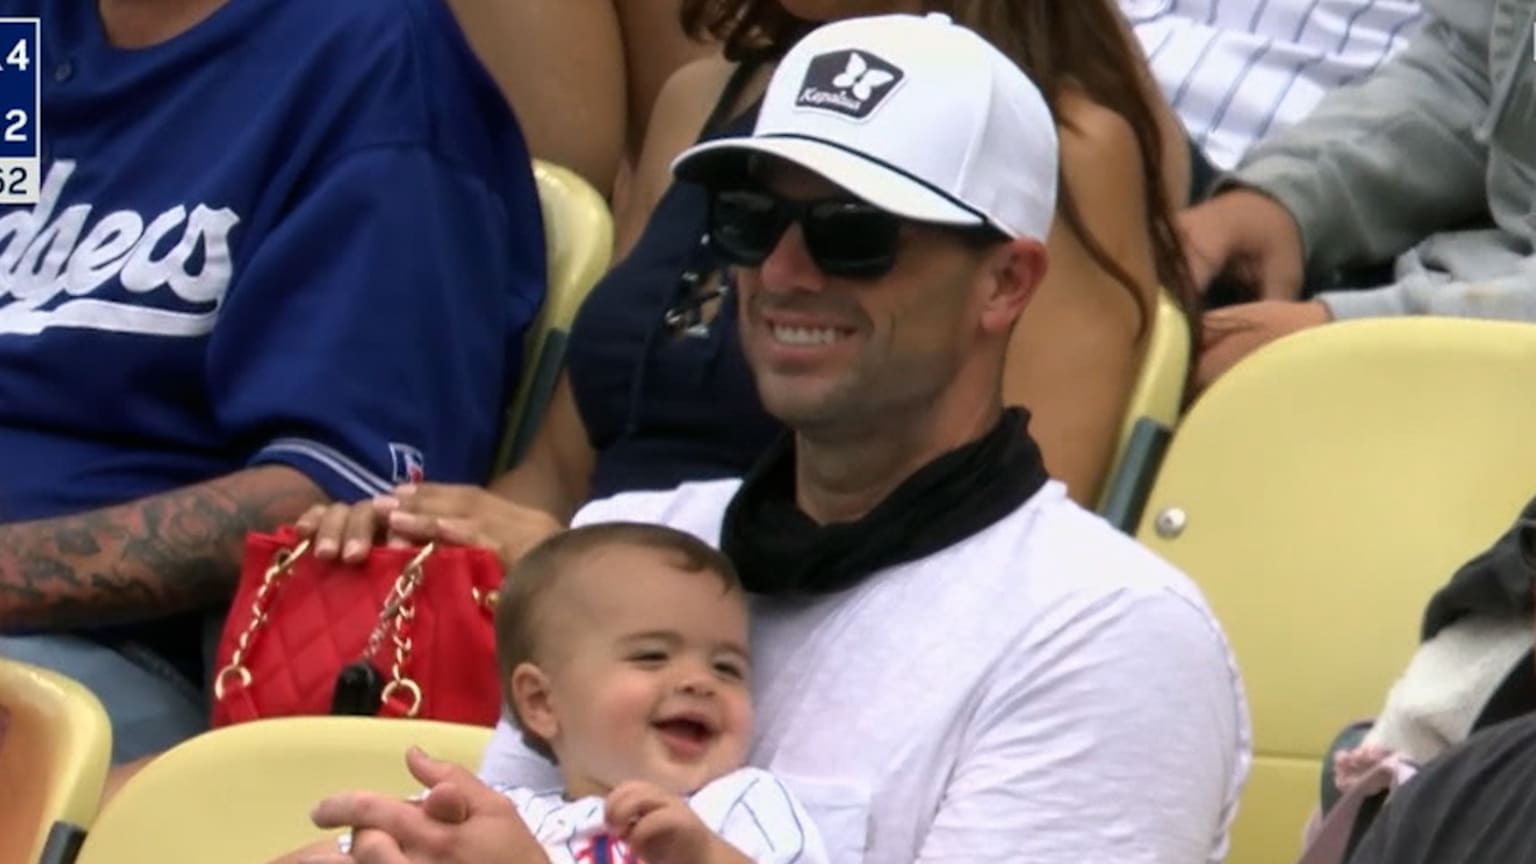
304, 13, 1249, 864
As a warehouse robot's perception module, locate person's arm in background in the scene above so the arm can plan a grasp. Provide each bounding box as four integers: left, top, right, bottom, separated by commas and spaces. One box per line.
609, 0, 715, 220
487, 375, 594, 526
1316, 257, 1536, 321
440, 0, 627, 199
0, 468, 322, 630
1004, 93, 1161, 507
1183, 0, 1492, 298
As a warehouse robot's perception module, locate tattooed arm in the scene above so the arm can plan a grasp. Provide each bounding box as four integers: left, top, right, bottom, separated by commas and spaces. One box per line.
0, 465, 325, 631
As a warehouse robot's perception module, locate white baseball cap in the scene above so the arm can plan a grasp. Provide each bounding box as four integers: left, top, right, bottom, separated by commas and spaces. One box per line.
672, 12, 1059, 242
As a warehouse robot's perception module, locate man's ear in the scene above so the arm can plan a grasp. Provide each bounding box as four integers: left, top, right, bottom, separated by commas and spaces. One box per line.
510, 662, 559, 744
980, 238, 1047, 335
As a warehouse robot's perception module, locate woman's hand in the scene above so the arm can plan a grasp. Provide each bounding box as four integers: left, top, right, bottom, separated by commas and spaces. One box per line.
381, 484, 564, 567
293, 485, 564, 568
294, 498, 399, 563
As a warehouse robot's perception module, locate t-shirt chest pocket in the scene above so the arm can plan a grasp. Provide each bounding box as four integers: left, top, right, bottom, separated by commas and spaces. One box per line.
775, 774, 872, 864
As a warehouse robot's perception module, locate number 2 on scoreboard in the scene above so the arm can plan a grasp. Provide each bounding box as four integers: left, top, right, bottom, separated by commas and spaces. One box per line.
4, 108, 25, 142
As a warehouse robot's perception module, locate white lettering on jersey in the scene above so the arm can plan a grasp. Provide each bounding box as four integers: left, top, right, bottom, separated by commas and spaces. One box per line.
0, 160, 241, 337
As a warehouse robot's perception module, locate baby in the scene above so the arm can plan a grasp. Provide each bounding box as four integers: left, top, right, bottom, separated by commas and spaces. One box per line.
492, 521, 826, 864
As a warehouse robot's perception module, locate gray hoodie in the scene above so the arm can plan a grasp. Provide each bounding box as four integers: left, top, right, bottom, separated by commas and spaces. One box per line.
1231, 0, 1536, 320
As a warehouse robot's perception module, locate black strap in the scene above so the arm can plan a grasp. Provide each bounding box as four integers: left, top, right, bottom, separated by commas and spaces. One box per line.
701, 60, 762, 135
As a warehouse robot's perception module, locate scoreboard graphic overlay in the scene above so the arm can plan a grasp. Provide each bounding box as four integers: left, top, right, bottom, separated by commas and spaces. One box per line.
0, 17, 38, 205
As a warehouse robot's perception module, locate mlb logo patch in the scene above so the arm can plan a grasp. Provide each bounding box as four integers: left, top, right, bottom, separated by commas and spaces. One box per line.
795, 50, 905, 120
388, 443, 426, 484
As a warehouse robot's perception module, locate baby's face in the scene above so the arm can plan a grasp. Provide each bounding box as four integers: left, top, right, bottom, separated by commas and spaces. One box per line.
538, 545, 753, 797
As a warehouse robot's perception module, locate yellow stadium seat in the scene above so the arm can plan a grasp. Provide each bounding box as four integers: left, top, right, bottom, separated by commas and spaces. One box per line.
1134, 317, 1536, 864
1098, 290, 1191, 530
0, 657, 110, 864
72, 716, 493, 864
491, 159, 614, 476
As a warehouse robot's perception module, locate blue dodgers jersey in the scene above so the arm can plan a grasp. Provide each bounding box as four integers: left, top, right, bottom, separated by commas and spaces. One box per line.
0, 0, 545, 522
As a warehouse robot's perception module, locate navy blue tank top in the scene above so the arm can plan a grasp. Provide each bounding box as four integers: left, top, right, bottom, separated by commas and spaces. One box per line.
566, 102, 783, 501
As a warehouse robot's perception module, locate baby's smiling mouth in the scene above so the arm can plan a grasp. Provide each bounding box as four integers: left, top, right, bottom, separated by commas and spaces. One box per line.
654, 716, 712, 741
653, 710, 717, 757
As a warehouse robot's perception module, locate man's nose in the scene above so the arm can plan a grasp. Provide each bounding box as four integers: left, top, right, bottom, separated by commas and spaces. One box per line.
755, 221, 825, 294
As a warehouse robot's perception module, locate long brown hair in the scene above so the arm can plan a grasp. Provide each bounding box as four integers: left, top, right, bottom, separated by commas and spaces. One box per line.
679, 0, 1196, 337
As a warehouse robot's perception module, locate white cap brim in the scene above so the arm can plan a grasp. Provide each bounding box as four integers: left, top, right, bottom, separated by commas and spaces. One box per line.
672, 134, 992, 231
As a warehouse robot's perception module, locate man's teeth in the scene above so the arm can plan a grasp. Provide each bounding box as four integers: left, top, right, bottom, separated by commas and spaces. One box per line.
771, 325, 843, 345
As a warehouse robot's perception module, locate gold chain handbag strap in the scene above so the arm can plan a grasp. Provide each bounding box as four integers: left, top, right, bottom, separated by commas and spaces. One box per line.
367, 543, 435, 718
214, 539, 312, 701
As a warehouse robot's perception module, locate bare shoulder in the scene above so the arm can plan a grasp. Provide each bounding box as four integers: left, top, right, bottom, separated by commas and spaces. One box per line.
614, 55, 739, 256
1054, 90, 1148, 196
1049, 89, 1158, 279
638, 55, 738, 169
656, 55, 739, 122
668, 54, 738, 92
1031, 88, 1160, 322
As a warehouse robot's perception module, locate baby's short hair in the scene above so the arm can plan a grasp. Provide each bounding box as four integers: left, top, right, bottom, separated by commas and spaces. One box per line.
494, 521, 742, 761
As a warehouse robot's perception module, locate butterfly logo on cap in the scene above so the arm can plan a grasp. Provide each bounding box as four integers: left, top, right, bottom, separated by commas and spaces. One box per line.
795, 49, 905, 120
831, 52, 897, 101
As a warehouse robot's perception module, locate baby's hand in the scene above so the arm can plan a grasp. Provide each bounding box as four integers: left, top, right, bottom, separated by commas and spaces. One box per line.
605, 781, 740, 864
1333, 743, 1393, 792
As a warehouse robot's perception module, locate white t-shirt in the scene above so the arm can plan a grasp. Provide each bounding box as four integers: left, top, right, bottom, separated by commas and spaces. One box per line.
1121, 0, 1422, 169
482, 481, 1250, 864
498, 767, 827, 864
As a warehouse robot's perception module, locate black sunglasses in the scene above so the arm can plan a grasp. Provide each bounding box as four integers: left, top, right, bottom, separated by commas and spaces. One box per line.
707, 188, 1008, 280
706, 188, 909, 279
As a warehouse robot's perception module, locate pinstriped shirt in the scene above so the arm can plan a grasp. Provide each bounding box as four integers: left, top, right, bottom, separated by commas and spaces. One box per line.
1123, 0, 1424, 169
497, 767, 828, 863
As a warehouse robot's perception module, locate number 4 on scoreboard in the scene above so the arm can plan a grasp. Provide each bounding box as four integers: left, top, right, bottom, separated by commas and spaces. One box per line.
6, 37, 27, 71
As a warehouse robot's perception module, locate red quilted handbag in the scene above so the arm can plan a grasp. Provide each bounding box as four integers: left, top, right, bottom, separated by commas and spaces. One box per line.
211, 526, 504, 727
